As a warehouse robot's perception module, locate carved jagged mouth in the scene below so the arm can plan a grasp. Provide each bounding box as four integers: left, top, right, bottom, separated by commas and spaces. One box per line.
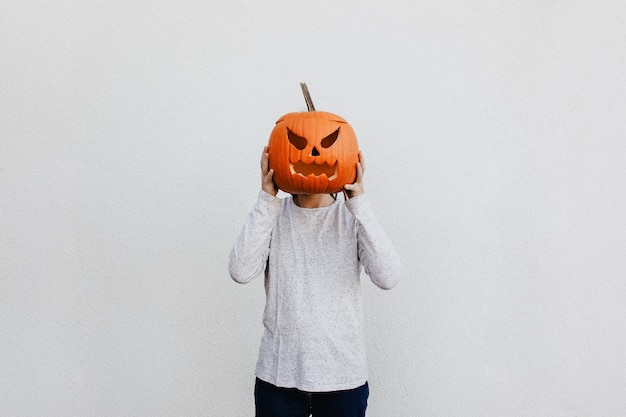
291, 161, 338, 180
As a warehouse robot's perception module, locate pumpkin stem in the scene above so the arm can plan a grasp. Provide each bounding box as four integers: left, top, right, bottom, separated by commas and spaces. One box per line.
300, 82, 316, 112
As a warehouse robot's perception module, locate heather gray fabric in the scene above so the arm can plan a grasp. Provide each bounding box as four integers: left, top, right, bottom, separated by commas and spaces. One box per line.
229, 191, 401, 392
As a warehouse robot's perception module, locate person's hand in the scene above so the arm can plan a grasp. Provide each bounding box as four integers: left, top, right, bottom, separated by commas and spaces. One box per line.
343, 151, 365, 199
260, 146, 278, 197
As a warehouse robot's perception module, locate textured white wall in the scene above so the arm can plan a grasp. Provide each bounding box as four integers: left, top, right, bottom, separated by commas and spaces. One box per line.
2, 1, 625, 416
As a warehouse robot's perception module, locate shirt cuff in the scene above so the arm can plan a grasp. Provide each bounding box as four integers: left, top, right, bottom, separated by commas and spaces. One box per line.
344, 193, 370, 219
258, 189, 282, 212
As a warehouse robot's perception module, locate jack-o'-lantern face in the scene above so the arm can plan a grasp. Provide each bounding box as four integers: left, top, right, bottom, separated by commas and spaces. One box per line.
267, 111, 359, 194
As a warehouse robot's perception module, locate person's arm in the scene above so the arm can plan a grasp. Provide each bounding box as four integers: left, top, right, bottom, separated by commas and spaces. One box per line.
346, 194, 401, 289
344, 152, 401, 289
228, 148, 281, 284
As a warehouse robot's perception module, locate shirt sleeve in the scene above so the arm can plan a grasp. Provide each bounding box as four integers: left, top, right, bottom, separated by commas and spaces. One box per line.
228, 190, 282, 284
345, 194, 402, 290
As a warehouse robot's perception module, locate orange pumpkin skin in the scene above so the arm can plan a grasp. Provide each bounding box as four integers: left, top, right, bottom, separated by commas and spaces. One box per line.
267, 111, 360, 194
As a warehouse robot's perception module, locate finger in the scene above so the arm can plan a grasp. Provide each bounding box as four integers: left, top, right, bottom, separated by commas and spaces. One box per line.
260, 148, 270, 174
262, 168, 273, 183
358, 151, 365, 175
354, 162, 363, 182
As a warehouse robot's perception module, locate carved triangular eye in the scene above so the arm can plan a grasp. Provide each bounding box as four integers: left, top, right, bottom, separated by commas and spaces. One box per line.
287, 128, 307, 150
321, 128, 340, 148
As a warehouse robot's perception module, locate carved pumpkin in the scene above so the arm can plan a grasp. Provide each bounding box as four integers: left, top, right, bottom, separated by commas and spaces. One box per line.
267, 84, 360, 194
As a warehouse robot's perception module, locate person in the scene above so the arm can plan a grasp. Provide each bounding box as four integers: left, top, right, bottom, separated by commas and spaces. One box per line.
228, 146, 401, 417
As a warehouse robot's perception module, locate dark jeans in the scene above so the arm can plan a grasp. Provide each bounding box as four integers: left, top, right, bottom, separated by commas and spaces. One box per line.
255, 378, 369, 417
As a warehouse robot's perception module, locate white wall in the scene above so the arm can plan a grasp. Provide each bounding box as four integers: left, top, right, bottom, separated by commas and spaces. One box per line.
2, 1, 625, 416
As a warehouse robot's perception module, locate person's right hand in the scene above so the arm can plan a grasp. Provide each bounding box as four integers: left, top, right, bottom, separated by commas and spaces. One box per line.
260, 146, 278, 196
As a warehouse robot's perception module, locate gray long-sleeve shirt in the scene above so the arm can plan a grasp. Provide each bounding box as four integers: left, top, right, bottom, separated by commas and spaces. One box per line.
229, 190, 401, 392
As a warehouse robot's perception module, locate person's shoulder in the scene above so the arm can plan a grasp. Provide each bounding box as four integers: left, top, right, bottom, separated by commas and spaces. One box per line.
275, 194, 293, 213
281, 194, 293, 205
334, 196, 357, 221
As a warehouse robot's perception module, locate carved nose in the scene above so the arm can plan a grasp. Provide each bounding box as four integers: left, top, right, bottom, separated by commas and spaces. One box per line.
311, 146, 320, 156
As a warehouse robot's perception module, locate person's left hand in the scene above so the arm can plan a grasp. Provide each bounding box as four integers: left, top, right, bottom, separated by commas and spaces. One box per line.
260, 146, 278, 196
343, 151, 365, 200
